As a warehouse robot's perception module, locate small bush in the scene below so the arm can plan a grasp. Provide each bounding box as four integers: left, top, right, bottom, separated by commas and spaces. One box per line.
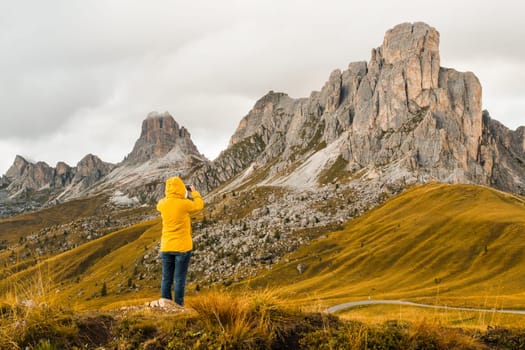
114, 318, 158, 349
481, 326, 525, 349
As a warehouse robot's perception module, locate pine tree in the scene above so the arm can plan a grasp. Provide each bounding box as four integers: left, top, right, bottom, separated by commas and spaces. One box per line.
101, 282, 107, 296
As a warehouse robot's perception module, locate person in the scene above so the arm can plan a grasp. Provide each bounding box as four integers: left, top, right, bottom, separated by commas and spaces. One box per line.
156, 176, 204, 307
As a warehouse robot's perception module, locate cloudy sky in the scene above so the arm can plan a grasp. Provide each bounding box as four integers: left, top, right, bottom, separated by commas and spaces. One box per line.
1, 0, 524, 176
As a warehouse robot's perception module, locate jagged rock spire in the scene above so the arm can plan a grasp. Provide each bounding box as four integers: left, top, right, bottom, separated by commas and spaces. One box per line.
124, 111, 201, 164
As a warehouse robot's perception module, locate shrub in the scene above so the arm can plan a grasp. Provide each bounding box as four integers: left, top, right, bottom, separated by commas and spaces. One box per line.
481, 326, 525, 349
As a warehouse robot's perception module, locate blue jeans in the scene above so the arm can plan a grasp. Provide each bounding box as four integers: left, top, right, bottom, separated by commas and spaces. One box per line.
161, 251, 192, 306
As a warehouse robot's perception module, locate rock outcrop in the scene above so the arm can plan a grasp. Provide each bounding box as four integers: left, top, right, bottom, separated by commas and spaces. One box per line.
191, 22, 524, 195
0, 176, 9, 189
124, 111, 201, 164
73, 154, 115, 190
5, 156, 56, 193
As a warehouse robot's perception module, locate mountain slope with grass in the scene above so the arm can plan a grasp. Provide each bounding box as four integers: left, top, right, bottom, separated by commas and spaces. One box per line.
0, 218, 162, 310
0, 195, 107, 245
2, 182, 524, 314
245, 183, 525, 309
2, 183, 525, 349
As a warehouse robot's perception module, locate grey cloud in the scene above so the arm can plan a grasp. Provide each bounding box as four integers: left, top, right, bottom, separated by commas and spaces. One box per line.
0, 67, 112, 138
0, 1, 237, 140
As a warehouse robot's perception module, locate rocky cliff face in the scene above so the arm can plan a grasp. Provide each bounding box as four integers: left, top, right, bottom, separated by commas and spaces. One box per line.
191, 22, 524, 195
124, 111, 201, 164
0, 176, 9, 189
4, 154, 115, 197
5, 156, 56, 193
480, 113, 525, 190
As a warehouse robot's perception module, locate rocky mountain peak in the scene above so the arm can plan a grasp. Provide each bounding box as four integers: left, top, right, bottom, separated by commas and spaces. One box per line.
229, 91, 291, 146
72, 154, 115, 190
124, 111, 201, 164
381, 22, 440, 69
5, 155, 31, 179
42, 154, 115, 196
354, 22, 443, 135
192, 21, 523, 196
143, 111, 181, 140
4, 156, 55, 193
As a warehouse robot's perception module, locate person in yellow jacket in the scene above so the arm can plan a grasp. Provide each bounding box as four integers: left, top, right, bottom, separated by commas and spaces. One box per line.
156, 176, 204, 306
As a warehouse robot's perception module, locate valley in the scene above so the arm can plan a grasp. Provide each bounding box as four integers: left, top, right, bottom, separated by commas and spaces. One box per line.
1, 182, 523, 313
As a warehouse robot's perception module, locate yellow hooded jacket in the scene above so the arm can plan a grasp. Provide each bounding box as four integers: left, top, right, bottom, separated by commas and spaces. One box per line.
156, 177, 204, 252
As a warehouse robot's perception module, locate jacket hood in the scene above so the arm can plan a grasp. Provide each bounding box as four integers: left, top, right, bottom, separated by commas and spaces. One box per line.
165, 176, 186, 199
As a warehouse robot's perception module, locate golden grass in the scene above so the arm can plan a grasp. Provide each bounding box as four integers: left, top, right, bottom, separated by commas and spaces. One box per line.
245, 183, 525, 310
0, 219, 161, 311
0, 195, 107, 243
0, 285, 520, 349
188, 288, 288, 347
0, 263, 76, 349
2, 182, 525, 333
336, 304, 525, 329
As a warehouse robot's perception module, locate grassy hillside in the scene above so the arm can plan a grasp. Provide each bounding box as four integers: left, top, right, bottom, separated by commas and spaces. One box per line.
2, 182, 525, 315
0, 195, 107, 243
0, 218, 162, 310
244, 183, 525, 309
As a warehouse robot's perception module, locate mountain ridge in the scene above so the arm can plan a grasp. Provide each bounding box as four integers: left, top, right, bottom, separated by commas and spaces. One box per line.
0, 112, 207, 216
1, 21, 524, 219
190, 22, 524, 196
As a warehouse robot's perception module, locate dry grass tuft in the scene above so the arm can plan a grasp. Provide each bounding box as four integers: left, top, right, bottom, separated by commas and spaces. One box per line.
406, 319, 484, 349
189, 288, 288, 348
0, 275, 76, 350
